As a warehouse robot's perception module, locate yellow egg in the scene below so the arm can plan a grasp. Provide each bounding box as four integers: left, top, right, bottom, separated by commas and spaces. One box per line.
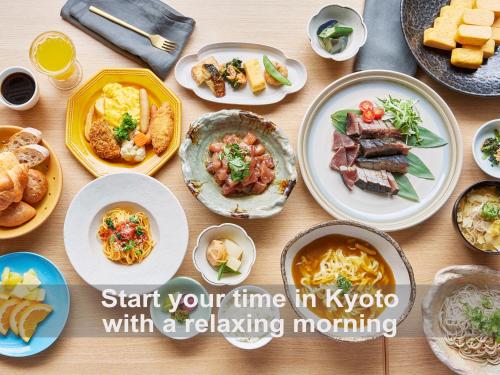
488, 220, 500, 237
102, 83, 140, 128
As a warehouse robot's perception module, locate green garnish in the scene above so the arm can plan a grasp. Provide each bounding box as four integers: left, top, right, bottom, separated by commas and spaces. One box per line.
172, 309, 190, 323
114, 113, 137, 142
480, 129, 500, 166
216, 261, 240, 280
129, 215, 139, 224
105, 218, 115, 230
337, 275, 352, 294
115, 233, 123, 241
122, 240, 135, 252
464, 304, 500, 342
135, 226, 144, 236
482, 297, 494, 309
109, 234, 116, 244
378, 96, 423, 145
222, 144, 250, 182
263, 55, 291, 86
480, 202, 500, 221
134, 249, 142, 256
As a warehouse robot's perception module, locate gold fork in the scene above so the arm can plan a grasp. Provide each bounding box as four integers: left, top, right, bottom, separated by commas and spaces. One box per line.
89, 6, 176, 52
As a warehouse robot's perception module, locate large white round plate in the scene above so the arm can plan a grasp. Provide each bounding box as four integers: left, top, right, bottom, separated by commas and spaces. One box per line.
64, 173, 189, 294
298, 70, 463, 231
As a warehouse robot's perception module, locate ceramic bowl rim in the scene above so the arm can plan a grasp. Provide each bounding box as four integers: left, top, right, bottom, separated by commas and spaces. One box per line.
471, 119, 500, 179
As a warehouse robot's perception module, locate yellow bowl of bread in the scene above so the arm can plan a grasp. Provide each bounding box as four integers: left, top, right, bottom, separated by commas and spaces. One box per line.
0, 126, 62, 239
66, 68, 182, 177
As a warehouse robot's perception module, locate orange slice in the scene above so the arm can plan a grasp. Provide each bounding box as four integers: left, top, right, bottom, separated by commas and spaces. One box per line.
18, 303, 52, 343
9, 300, 31, 336
0, 298, 20, 335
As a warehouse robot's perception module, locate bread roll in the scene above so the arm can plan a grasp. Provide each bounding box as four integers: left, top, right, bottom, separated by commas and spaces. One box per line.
0, 201, 36, 227
13, 144, 50, 168
23, 169, 48, 205
0, 152, 28, 211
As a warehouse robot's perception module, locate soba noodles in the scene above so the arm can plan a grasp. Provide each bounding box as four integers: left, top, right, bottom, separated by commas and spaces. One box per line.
439, 284, 500, 365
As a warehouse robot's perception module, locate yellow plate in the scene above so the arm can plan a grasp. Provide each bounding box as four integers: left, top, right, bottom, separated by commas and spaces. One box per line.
0, 126, 63, 239
66, 68, 182, 177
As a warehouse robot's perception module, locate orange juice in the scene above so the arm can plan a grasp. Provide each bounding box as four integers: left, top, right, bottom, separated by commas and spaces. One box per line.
34, 36, 75, 79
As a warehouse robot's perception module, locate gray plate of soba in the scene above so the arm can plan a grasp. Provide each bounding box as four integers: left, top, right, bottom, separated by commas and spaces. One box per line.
423, 265, 500, 374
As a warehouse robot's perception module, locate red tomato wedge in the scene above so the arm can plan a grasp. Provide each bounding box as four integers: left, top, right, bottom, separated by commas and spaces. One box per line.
359, 100, 374, 112
373, 107, 384, 120
362, 110, 375, 123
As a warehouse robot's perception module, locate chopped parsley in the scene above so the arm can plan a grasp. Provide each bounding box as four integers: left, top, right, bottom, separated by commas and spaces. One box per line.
337, 275, 352, 294
464, 303, 500, 343
122, 240, 136, 252
105, 218, 115, 230
114, 113, 137, 142
222, 144, 250, 182
134, 249, 142, 256
135, 226, 144, 236
129, 215, 139, 224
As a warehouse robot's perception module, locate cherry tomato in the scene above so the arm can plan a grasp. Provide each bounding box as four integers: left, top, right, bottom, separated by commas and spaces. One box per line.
362, 110, 375, 123
359, 100, 374, 112
373, 107, 385, 120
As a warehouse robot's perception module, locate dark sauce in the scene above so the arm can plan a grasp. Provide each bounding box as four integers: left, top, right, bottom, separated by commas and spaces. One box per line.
1, 73, 36, 105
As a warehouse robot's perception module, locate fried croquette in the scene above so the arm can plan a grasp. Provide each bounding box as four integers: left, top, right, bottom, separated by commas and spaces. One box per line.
150, 102, 174, 155
89, 119, 121, 160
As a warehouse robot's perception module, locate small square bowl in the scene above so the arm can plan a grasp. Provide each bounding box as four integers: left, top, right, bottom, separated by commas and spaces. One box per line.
307, 4, 367, 61
192, 223, 256, 286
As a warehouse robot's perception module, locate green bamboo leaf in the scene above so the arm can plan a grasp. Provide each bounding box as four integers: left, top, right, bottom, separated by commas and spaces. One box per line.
407, 152, 434, 180
330, 109, 361, 134
394, 174, 419, 202
406, 126, 447, 148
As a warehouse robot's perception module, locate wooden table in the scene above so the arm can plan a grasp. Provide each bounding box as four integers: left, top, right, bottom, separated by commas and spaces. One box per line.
1, 0, 499, 374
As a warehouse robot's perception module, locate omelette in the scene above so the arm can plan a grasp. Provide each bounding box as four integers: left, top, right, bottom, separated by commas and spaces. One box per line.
100, 83, 140, 128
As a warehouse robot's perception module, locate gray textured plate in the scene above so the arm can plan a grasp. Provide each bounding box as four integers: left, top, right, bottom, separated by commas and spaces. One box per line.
179, 110, 297, 219
401, 0, 500, 97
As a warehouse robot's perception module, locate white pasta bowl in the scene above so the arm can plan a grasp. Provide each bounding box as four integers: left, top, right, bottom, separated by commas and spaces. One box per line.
192, 223, 256, 286
422, 265, 500, 375
280, 220, 416, 342
307, 4, 367, 61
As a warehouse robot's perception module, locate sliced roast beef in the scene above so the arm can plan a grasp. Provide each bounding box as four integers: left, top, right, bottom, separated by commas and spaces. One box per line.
346, 144, 360, 166
339, 166, 357, 190
330, 147, 347, 171
346, 113, 401, 139
333, 130, 356, 150
359, 138, 410, 157
356, 155, 409, 174
355, 167, 398, 195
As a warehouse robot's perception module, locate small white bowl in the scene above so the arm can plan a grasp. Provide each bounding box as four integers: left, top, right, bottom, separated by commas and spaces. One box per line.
192, 223, 256, 286
307, 4, 367, 61
218, 285, 280, 350
472, 119, 500, 179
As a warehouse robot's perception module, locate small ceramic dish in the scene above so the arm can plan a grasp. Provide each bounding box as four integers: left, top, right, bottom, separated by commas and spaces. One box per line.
422, 265, 500, 375
281, 220, 416, 342
179, 109, 297, 219
193, 223, 256, 286
150, 277, 212, 340
452, 180, 500, 255
307, 4, 367, 61
218, 285, 280, 349
472, 119, 500, 179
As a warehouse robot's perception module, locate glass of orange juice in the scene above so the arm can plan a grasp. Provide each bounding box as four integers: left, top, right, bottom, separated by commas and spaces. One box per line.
29, 31, 82, 90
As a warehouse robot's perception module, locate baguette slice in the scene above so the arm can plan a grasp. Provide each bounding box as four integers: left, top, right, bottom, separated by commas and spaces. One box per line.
14, 145, 50, 168
7, 128, 42, 151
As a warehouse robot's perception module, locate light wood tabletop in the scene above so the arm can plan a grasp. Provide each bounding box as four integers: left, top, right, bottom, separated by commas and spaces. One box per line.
1, 0, 499, 374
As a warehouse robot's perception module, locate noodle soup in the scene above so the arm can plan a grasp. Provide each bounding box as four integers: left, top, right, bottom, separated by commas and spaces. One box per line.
291, 234, 395, 324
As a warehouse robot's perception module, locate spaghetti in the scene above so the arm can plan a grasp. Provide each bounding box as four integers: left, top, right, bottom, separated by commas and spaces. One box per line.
97, 208, 154, 265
